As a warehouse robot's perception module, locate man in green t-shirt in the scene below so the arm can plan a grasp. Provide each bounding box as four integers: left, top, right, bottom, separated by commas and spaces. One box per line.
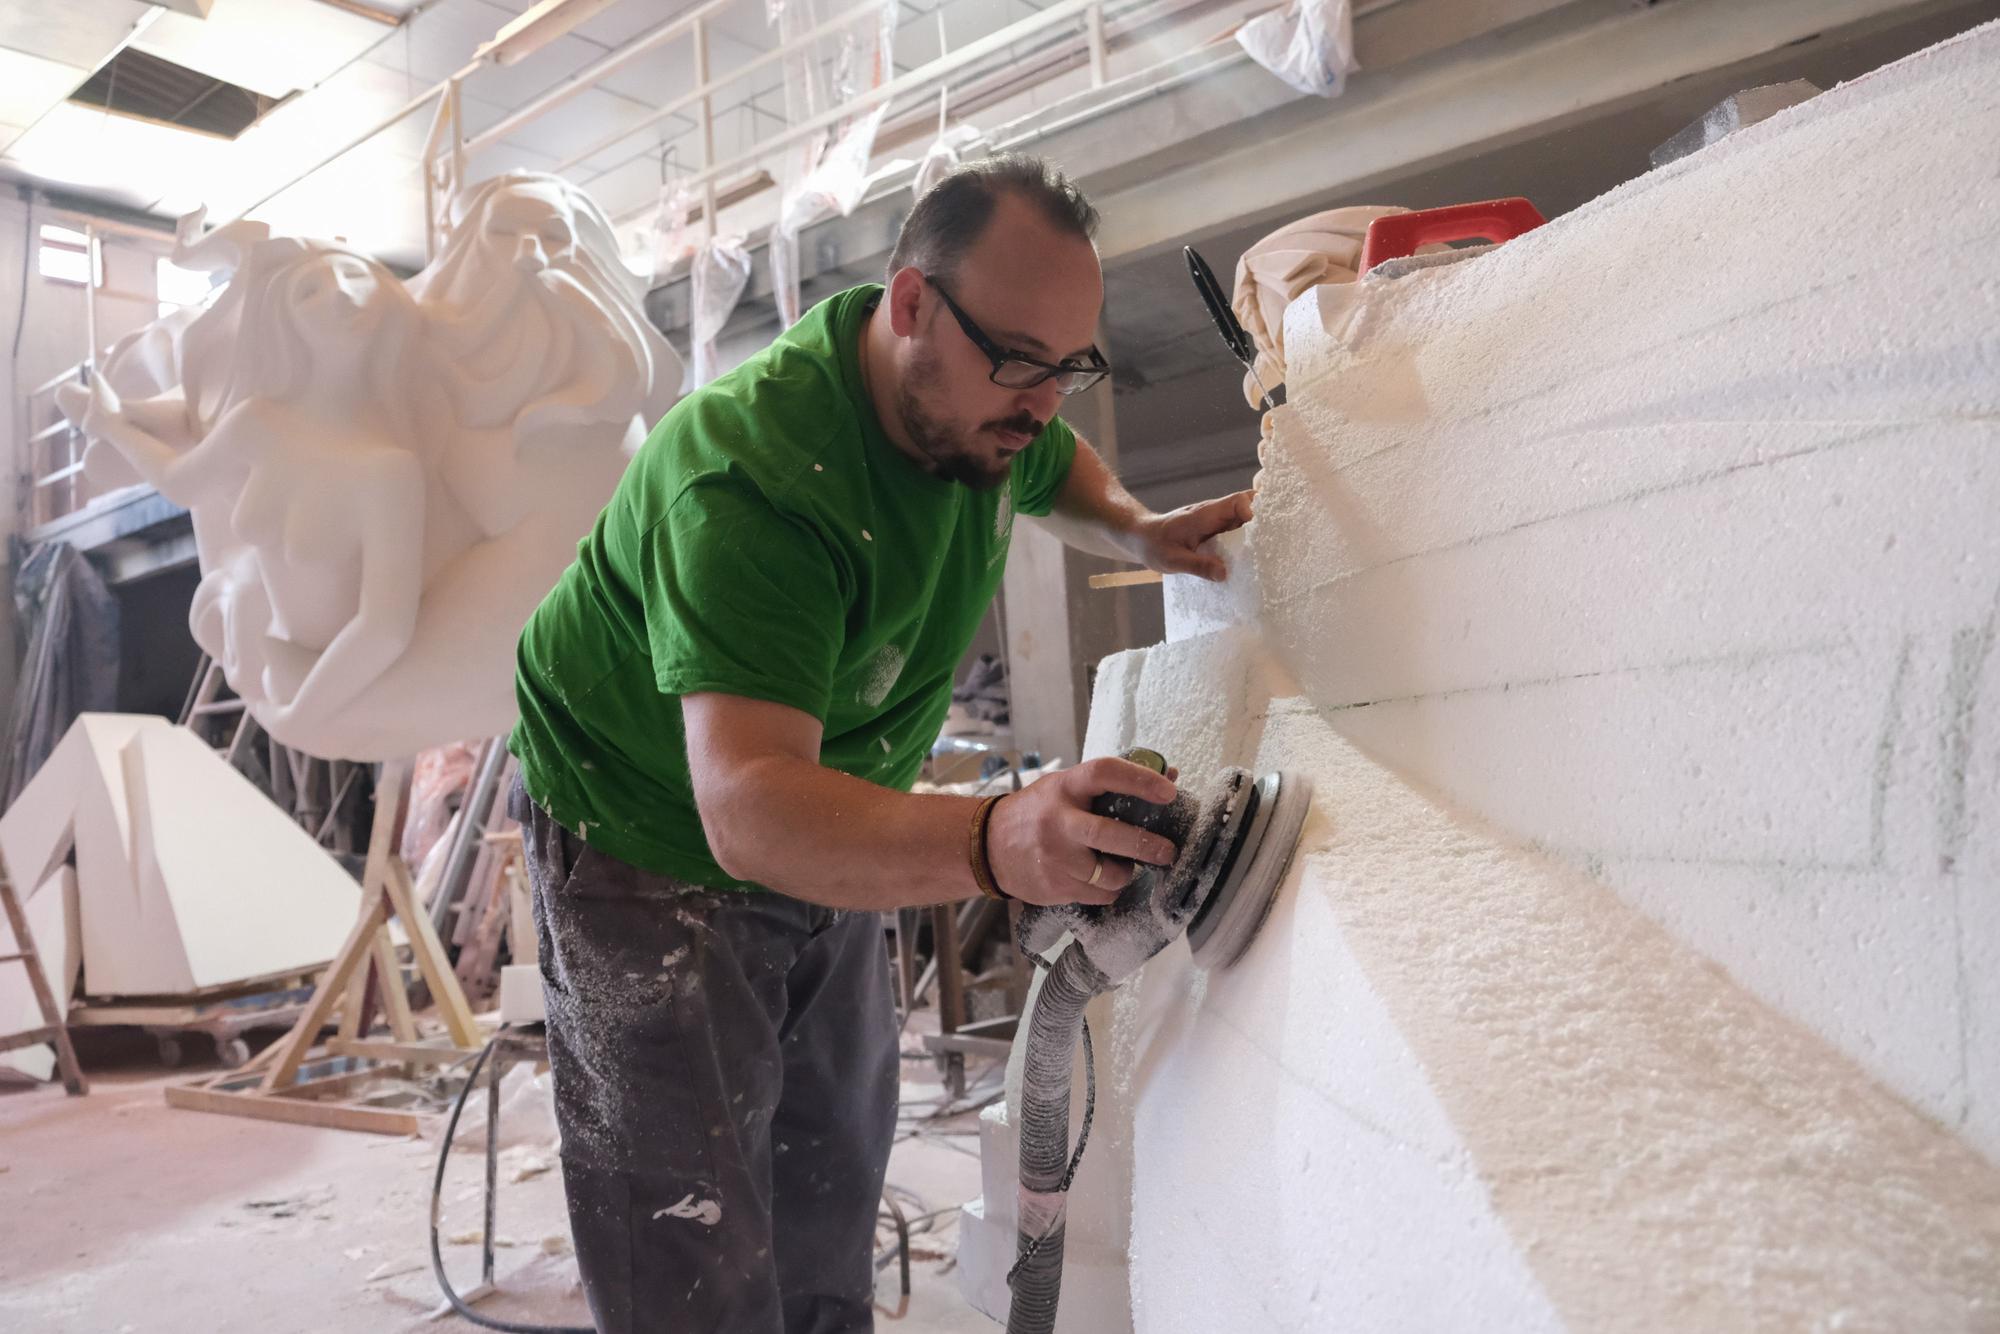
508, 155, 1251, 1334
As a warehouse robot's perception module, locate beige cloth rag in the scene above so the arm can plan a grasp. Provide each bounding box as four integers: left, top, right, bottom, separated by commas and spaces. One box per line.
1230, 204, 1410, 409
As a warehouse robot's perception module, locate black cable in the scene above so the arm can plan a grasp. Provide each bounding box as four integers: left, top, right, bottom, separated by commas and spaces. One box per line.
430, 1032, 593, 1334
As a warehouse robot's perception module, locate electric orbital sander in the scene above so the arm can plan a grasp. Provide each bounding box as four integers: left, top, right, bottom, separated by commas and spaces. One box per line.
1017, 748, 1314, 979
1004, 749, 1314, 1334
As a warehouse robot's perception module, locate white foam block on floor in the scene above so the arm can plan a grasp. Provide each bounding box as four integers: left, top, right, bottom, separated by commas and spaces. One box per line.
499, 963, 545, 1024
0, 714, 360, 1001
124, 724, 362, 992
0, 715, 162, 994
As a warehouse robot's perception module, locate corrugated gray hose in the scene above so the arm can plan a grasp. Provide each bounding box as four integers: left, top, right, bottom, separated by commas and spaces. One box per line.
1005, 769, 1227, 1334
1006, 943, 1110, 1334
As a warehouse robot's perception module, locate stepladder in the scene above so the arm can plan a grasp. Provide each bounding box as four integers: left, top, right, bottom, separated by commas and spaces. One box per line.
0, 863, 87, 1095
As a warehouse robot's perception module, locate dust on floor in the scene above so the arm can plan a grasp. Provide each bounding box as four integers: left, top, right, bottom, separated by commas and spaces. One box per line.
0, 1025, 1001, 1333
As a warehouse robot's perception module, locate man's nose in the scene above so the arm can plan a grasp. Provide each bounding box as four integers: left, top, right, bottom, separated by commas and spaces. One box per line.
515, 234, 548, 271
1019, 378, 1063, 424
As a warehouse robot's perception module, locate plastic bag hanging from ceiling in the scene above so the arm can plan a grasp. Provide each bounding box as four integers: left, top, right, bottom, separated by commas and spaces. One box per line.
1237, 0, 1357, 98
650, 176, 699, 284
690, 235, 754, 386
768, 0, 900, 328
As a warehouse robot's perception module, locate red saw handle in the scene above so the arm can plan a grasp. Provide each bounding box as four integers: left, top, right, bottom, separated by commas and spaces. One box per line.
1358, 197, 1547, 273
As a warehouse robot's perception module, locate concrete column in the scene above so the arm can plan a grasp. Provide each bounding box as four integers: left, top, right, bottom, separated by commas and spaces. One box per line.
1000, 356, 1140, 762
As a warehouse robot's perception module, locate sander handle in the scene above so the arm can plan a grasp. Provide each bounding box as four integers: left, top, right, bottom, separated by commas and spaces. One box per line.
1358, 197, 1547, 273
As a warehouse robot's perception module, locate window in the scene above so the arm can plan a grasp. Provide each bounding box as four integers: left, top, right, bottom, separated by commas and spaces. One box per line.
156, 256, 213, 318
38, 224, 98, 287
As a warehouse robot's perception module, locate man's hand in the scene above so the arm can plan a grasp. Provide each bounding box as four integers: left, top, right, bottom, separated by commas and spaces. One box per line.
985, 757, 1181, 906
1131, 488, 1255, 582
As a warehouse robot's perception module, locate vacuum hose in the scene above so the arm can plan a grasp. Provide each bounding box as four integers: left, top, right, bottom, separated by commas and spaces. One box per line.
1006, 943, 1109, 1334
1008, 747, 1209, 1334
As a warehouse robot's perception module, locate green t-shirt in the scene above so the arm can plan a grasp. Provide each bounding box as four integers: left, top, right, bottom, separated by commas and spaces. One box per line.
509, 284, 1077, 888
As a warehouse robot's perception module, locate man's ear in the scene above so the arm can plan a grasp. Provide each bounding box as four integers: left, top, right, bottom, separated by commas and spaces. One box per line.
884, 266, 926, 337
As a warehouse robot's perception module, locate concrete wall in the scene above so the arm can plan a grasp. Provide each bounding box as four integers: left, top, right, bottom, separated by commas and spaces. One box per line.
964, 19, 2000, 1331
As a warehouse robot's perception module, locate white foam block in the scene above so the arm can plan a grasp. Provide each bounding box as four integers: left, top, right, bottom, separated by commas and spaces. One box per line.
499, 963, 545, 1024
125, 725, 362, 992
0, 715, 359, 1000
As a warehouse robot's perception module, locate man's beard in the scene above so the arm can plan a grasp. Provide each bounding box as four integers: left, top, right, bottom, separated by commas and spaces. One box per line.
894, 351, 1040, 492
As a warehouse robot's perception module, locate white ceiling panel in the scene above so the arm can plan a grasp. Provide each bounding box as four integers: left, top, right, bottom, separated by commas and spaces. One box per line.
490, 84, 685, 167
384, 0, 524, 81
0, 0, 154, 71
465, 135, 562, 189
382, 3, 606, 104
247, 148, 430, 258
572, 0, 778, 53
572, 0, 700, 49
4, 101, 236, 212
468, 30, 610, 103
134, 0, 391, 100
0, 46, 90, 133
253, 56, 442, 163
594, 26, 778, 107
575, 149, 674, 222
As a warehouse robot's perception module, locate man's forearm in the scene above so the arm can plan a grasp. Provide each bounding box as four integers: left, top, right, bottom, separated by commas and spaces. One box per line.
1042, 435, 1149, 562
698, 752, 986, 910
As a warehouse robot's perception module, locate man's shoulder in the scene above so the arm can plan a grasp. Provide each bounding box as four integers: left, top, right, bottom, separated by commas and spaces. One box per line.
632, 373, 849, 515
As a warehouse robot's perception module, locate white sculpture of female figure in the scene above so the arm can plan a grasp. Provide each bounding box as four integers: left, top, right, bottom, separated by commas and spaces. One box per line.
71, 176, 684, 761
83, 240, 429, 741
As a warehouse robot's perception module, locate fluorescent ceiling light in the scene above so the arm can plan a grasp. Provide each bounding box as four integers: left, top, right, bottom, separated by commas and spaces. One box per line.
477, 0, 626, 66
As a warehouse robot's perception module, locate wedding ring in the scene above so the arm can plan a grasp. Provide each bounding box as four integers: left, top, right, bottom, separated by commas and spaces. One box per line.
1087, 852, 1105, 887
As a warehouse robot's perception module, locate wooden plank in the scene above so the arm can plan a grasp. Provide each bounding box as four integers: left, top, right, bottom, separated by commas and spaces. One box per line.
371, 931, 418, 1043
933, 903, 967, 1038
335, 946, 370, 1043
383, 856, 479, 1049
259, 891, 387, 1092
260, 756, 412, 1091
922, 1031, 1013, 1061
0, 871, 86, 1094
0, 1026, 59, 1055
1087, 568, 1164, 590
323, 1037, 469, 1066
164, 1081, 422, 1136
77, 965, 321, 1006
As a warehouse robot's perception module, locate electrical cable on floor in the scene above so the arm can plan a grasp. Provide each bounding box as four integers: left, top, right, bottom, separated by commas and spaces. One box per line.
430, 1031, 592, 1334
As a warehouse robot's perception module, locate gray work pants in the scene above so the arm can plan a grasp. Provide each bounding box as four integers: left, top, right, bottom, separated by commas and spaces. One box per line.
511, 779, 900, 1334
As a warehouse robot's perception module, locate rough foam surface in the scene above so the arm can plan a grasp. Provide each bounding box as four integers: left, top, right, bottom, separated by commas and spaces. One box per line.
1249, 18, 2000, 1163
963, 22, 2000, 1332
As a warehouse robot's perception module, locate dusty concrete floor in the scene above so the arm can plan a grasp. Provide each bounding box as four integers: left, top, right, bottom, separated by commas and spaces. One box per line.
0, 1018, 1001, 1333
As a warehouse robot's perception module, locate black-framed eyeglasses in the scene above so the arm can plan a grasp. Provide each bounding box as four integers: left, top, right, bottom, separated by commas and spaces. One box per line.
926, 276, 1110, 396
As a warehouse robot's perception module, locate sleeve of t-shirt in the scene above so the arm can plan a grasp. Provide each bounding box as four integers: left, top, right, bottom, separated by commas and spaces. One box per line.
644, 476, 846, 722
1011, 414, 1078, 517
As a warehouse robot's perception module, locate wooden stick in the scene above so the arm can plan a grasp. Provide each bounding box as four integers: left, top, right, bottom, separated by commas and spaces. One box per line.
384, 856, 480, 1049
335, 947, 370, 1042
260, 892, 387, 1091
1087, 569, 1164, 590
165, 1080, 422, 1136
260, 755, 413, 1092
371, 930, 418, 1043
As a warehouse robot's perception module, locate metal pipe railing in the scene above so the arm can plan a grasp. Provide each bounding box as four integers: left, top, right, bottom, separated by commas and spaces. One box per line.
550, 0, 892, 175
463, 0, 744, 157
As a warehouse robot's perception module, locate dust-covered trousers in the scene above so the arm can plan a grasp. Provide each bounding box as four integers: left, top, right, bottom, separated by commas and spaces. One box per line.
510, 777, 900, 1334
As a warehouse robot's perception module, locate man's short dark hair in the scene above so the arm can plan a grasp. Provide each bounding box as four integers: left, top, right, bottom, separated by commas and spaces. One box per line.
886, 154, 1099, 285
